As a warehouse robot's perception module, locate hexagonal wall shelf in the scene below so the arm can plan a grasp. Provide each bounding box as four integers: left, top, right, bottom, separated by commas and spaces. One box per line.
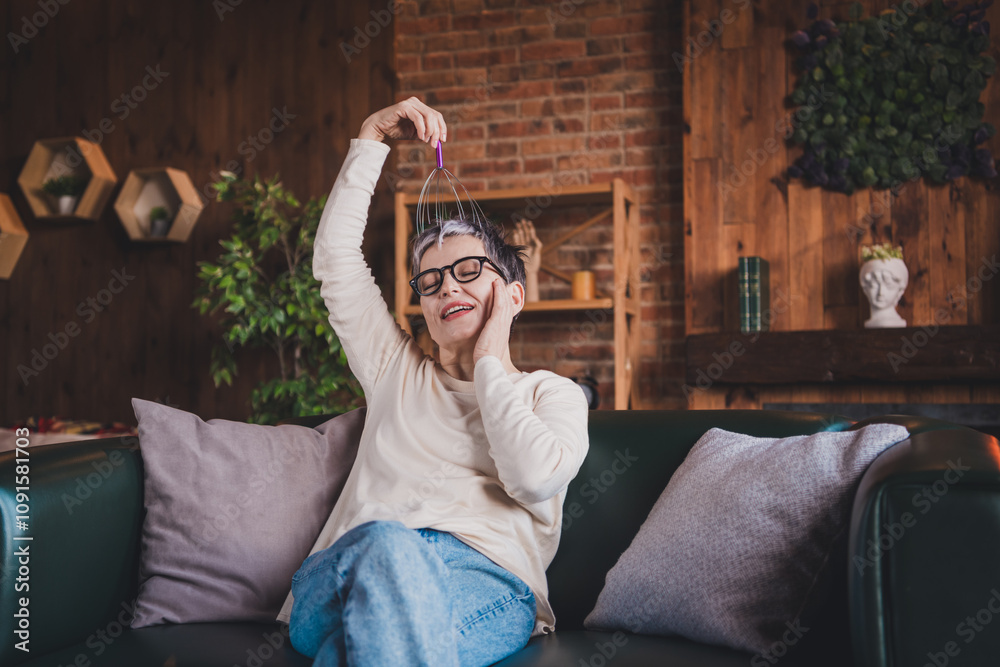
17, 137, 117, 221
114, 167, 204, 243
0, 194, 29, 280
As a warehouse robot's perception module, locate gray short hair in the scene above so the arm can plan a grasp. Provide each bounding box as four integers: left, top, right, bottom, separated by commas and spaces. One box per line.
410, 217, 528, 334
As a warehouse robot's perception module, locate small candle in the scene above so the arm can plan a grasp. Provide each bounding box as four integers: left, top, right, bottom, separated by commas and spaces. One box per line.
572, 270, 595, 300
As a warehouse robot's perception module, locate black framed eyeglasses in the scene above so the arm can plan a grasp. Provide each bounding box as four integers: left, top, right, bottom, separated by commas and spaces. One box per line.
409, 256, 507, 296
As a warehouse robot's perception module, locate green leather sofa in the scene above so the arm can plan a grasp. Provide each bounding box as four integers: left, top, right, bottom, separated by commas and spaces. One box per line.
2, 409, 998, 666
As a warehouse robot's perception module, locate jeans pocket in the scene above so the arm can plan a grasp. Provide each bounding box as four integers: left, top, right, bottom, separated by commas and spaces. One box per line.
457, 588, 535, 635
291, 549, 326, 584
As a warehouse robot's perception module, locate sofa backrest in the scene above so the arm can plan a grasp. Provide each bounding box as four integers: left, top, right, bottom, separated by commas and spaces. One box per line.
545, 408, 855, 631
0, 408, 856, 661
0, 435, 144, 664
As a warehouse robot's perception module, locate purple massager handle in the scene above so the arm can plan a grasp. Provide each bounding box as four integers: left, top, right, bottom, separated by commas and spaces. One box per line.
436, 141, 443, 169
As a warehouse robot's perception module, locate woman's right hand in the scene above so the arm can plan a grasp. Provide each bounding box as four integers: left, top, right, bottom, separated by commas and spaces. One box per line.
358, 97, 447, 147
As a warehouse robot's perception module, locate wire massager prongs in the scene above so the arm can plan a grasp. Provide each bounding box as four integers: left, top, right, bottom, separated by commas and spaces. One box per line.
414, 141, 489, 235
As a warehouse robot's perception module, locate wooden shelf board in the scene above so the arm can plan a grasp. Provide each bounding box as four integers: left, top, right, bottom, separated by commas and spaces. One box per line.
685, 325, 1000, 385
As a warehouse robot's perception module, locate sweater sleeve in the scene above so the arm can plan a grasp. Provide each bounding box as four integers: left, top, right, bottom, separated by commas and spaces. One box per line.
474, 355, 590, 506
312, 138, 409, 396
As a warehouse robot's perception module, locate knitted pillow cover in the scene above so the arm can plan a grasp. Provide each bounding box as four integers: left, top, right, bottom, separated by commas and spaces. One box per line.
584, 423, 909, 654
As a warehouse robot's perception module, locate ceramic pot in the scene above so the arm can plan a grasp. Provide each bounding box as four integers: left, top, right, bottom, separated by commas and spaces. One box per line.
150, 217, 172, 237
57, 195, 78, 215
860, 257, 908, 328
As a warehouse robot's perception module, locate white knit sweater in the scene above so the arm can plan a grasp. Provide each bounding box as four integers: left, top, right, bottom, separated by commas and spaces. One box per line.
276, 138, 590, 636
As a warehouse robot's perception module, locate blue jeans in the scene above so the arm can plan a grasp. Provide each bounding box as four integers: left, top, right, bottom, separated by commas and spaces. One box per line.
288, 520, 536, 666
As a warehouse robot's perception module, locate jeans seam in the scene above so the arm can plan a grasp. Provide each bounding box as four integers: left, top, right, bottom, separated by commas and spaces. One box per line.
455, 591, 535, 635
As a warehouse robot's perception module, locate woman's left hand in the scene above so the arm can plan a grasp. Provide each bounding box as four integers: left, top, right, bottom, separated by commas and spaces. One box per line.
473, 279, 519, 365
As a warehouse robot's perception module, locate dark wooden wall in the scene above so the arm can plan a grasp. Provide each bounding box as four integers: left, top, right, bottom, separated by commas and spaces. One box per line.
684, 0, 1000, 336
682, 0, 1000, 410
0, 0, 396, 424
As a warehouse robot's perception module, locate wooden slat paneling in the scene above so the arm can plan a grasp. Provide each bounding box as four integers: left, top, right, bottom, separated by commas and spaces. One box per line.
721, 47, 756, 226
753, 0, 790, 330
686, 158, 724, 332
822, 191, 858, 328
788, 182, 824, 330
720, 0, 754, 51
893, 179, 931, 327
0, 0, 395, 425
928, 182, 969, 326
688, 0, 722, 160
721, 222, 756, 332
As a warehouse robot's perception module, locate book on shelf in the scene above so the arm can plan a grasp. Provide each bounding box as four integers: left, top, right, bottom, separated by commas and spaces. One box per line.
738, 256, 770, 333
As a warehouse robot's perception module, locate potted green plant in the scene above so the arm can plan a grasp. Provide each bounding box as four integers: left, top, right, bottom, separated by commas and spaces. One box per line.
859, 243, 908, 328
42, 175, 87, 214
149, 206, 172, 237
192, 171, 363, 425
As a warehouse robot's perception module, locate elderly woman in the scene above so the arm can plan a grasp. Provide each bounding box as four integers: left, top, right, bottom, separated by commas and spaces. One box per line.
276, 97, 590, 666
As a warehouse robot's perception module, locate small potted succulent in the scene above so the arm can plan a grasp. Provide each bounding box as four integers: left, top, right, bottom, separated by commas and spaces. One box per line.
859, 243, 908, 328
149, 206, 172, 237
42, 175, 87, 215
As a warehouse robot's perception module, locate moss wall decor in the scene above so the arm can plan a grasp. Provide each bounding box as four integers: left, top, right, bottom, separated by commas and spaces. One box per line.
788, 0, 996, 193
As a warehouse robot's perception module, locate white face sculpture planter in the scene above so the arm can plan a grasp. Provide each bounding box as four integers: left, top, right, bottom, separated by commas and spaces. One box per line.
860, 257, 909, 328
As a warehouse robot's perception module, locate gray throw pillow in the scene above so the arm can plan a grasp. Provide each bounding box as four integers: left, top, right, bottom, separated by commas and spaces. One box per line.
130, 398, 364, 628
584, 423, 909, 654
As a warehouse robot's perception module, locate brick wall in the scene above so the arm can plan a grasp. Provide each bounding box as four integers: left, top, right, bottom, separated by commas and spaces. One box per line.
392, 0, 684, 409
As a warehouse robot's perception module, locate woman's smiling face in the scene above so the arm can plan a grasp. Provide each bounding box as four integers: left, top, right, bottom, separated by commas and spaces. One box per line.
418, 235, 504, 350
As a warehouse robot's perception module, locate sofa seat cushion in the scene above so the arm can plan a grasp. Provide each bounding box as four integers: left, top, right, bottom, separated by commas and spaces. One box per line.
16, 625, 849, 667
15, 623, 311, 667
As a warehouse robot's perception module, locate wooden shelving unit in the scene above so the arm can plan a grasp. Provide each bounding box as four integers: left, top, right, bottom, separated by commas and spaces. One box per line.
394, 179, 641, 409
0, 194, 29, 280
16, 137, 117, 221
113, 167, 204, 243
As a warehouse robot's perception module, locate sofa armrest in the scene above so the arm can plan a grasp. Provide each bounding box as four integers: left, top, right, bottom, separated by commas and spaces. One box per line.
0, 436, 144, 665
848, 424, 1000, 667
